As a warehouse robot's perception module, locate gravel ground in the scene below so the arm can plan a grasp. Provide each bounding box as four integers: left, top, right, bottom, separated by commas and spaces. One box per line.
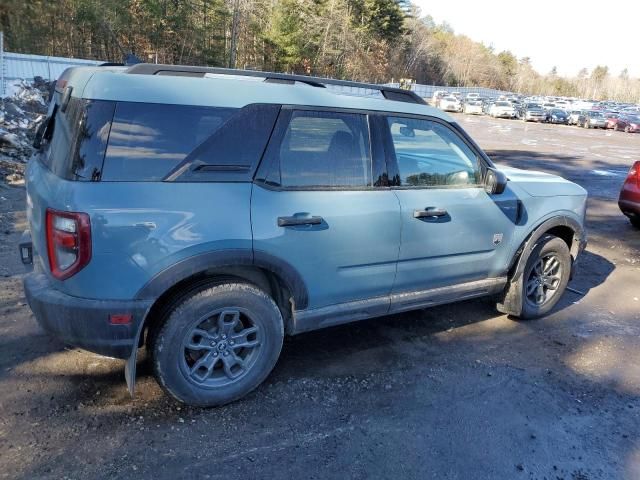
1, 115, 639, 479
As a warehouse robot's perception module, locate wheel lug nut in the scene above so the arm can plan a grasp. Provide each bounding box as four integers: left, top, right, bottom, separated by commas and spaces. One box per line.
213, 352, 218, 357
223, 351, 229, 356
210, 341, 216, 347
229, 340, 235, 345
222, 334, 227, 340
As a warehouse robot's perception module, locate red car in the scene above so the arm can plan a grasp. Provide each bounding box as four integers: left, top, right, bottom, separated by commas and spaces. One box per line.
619, 161, 640, 228
615, 114, 640, 133
604, 112, 619, 129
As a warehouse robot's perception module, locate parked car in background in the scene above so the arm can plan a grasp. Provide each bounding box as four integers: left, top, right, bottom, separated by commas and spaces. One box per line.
568, 110, 582, 125
604, 112, 619, 129
542, 102, 556, 111
463, 99, 484, 115
489, 101, 516, 118
618, 161, 640, 228
615, 114, 640, 133
521, 104, 547, 122
431, 90, 448, 107
482, 99, 495, 115
579, 111, 607, 129
547, 109, 569, 124
466, 92, 480, 100
440, 96, 463, 112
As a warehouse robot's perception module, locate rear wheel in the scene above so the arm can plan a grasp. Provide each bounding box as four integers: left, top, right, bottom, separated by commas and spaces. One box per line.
625, 125, 631, 133
151, 282, 284, 407
630, 216, 640, 229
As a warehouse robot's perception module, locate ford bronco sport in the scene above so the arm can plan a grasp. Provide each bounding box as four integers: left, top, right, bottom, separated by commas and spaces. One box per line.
21, 64, 587, 406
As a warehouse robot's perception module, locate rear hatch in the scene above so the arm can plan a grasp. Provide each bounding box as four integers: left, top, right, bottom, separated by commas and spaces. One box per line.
27, 67, 115, 278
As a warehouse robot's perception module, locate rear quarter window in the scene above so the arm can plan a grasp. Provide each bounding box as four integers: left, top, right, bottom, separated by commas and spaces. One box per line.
101, 103, 235, 181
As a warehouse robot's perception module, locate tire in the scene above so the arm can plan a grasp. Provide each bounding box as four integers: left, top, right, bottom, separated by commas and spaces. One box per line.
151, 282, 284, 407
630, 216, 640, 229
518, 235, 571, 319
625, 125, 630, 133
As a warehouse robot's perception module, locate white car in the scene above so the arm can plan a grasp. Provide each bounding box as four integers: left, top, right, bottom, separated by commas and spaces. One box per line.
463, 100, 483, 115
440, 96, 462, 112
489, 101, 516, 118
466, 93, 480, 100
431, 90, 449, 107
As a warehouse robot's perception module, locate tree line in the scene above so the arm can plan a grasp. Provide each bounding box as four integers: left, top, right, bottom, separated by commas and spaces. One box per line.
1, 0, 638, 102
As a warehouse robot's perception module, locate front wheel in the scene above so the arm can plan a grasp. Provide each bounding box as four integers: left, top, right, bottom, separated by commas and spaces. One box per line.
151, 282, 284, 407
519, 235, 571, 319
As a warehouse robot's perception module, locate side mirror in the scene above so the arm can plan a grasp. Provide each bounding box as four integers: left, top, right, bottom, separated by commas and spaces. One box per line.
484, 168, 507, 195
399, 126, 415, 137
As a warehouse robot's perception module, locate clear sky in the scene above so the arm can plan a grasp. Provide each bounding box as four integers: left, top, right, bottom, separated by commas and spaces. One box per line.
411, 0, 640, 78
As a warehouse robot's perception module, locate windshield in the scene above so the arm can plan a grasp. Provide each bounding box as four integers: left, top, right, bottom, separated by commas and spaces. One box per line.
496, 102, 511, 107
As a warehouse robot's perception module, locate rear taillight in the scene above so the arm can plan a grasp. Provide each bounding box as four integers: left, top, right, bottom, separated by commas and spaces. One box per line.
627, 161, 640, 187
46, 209, 91, 280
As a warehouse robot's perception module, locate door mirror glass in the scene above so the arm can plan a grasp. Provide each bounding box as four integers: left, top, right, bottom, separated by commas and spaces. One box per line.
484, 168, 508, 195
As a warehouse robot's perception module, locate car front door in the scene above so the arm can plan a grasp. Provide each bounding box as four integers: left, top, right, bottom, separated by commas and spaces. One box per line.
382, 115, 518, 301
251, 108, 401, 313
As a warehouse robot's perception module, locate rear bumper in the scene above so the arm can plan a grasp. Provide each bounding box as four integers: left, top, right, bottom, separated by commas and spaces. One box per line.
619, 198, 640, 217
24, 273, 152, 359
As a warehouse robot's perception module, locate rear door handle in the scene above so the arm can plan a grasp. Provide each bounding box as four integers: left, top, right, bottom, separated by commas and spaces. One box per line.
413, 207, 448, 218
277, 215, 323, 227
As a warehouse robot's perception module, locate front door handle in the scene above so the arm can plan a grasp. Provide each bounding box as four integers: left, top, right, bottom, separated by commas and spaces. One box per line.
278, 215, 323, 227
413, 207, 448, 219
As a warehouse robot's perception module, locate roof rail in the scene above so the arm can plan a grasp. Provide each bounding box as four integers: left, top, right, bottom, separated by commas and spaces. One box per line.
125, 64, 426, 105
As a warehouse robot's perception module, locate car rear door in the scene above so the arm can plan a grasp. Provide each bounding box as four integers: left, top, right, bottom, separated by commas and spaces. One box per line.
251, 108, 401, 312
381, 115, 518, 302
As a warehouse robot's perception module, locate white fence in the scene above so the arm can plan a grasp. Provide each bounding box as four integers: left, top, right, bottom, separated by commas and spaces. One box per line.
386, 83, 512, 101
0, 40, 102, 95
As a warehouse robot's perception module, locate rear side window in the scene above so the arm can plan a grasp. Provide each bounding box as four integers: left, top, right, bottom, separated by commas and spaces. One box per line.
262, 110, 372, 188
387, 117, 481, 187
101, 103, 235, 181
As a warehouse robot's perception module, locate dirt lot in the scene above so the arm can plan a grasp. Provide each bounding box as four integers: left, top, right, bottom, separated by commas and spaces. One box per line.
1, 114, 639, 479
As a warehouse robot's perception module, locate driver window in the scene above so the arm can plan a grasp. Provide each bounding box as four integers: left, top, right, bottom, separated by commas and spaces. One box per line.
387, 117, 481, 187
